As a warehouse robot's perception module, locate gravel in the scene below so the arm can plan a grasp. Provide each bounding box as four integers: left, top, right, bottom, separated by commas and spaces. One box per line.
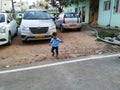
0, 27, 120, 68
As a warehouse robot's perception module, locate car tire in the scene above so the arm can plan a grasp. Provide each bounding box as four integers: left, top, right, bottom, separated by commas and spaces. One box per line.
15, 27, 18, 36
60, 26, 64, 33
55, 23, 58, 29
22, 40, 27, 43
7, 32, 12, 45
77, 27, 82, 31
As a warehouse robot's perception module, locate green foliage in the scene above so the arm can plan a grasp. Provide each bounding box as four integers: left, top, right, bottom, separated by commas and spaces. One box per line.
16, 18, 22, 26
51, 0, 84, 13
59, 0, 69, 6
48, 10, 58, 13
98, 30, 118, 39
64, 0, 84, 5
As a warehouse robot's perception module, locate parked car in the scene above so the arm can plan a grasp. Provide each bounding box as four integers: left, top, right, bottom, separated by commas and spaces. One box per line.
19, 9, 56, 42
55, 12, 82, 32
0, 13, 18, 45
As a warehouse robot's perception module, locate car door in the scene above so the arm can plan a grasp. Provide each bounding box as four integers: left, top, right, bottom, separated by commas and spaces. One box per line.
11, 17, 17, 35
8, 15, 17, 36
7, 15, 14, 36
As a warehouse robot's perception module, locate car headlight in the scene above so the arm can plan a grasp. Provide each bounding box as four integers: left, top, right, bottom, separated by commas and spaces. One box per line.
21, 25, 29, 31
0, 26, 6, 33
49, 25, 56, 30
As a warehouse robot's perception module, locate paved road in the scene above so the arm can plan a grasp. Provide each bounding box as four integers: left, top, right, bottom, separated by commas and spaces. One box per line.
0, 54, 120, 90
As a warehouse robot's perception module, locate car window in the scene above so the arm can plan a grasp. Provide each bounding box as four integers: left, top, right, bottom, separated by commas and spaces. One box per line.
64, 13, 77, 18
23, 10, 51, 20
0, 14, 5, 22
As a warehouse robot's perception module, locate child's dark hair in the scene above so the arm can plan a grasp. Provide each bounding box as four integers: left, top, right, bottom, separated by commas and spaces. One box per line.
52, 32, 57, 36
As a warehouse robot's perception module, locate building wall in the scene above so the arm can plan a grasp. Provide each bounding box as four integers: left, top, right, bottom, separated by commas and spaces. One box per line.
20, 2, 29, 10
110, 0, 120, 27
98, 0, 111, 26
0, 0, 12, 12
98, 0, 120, 27
64, 0, 90, 23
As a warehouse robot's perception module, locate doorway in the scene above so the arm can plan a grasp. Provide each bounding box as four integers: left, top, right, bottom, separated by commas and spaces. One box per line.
89, 0, 99, 24
82, 6, 86, 22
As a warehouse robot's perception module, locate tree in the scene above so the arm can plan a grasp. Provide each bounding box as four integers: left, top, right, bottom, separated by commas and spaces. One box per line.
50, 0, 84, 13
54, 0, 70, 13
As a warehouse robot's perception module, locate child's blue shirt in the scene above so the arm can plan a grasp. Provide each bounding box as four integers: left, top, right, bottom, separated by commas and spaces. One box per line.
50, 38, 61, 47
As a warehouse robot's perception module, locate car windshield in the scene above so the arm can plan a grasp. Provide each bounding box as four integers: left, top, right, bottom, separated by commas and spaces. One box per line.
0, 14, 5, 22
23, 10, 51, 20
65, 13, 77, 18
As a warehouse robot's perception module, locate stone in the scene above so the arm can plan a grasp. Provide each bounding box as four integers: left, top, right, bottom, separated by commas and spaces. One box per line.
105, 37, 112, 40
35, 54, 39, 57
6, 65, 10, 68
117, 35, 120, 41
1, 57, 5, 60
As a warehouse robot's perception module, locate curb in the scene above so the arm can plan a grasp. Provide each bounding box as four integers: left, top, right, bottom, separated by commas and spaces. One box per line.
85, 24, 120, 46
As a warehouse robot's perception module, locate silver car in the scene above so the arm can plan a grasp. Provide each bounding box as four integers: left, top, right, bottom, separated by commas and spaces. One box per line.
19, 9, 56, 42
55, 12, 82, 32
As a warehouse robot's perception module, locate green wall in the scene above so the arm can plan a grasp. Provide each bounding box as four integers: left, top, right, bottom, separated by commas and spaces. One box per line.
98, 0, 120, 27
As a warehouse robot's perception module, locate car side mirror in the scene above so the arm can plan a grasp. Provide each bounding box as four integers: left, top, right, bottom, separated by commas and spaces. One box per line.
7, 20, 10, 23
19, 14, 23, 19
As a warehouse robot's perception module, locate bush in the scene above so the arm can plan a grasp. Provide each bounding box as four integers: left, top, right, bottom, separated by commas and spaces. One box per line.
16, 18, 22, 26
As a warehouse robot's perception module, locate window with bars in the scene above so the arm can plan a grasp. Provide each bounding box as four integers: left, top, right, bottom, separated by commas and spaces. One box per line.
114, 0, 120, 13
104, 0, 110, 11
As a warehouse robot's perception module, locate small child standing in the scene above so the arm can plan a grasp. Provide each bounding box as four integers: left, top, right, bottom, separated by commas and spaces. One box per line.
49, 32, 62, 58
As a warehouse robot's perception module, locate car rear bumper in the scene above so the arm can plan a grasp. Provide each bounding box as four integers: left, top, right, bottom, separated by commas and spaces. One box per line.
62, 23, 82, 29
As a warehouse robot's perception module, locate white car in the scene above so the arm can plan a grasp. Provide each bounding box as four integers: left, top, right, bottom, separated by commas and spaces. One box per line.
0, 13, 18, 45
19, 9, 56, 42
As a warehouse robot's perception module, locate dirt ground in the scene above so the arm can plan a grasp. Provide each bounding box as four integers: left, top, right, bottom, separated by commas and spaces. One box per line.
0, 27, 120, 68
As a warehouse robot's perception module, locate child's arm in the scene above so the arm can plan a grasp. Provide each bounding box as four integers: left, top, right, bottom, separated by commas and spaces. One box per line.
49, 38, 53, 46
49, 42, 51, 46
61, 40, 63, 43
60, 39, 63, 43
57, 34, 63, 43
58, 38, 63, 43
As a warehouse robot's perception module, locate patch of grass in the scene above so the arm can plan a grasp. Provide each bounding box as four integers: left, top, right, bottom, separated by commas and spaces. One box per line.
98, 30, 118, 39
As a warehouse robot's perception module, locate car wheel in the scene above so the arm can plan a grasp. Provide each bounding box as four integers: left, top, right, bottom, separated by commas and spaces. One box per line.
15, 27, 18, 36
77, 27, 82, 31
22, 40, 27, 43
7, 32, 12, 45
55, 23, 58, 29
60, 26, 64, 33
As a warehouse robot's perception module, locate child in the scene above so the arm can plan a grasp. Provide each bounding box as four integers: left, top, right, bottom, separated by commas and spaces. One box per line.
49, 32, 62, 58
